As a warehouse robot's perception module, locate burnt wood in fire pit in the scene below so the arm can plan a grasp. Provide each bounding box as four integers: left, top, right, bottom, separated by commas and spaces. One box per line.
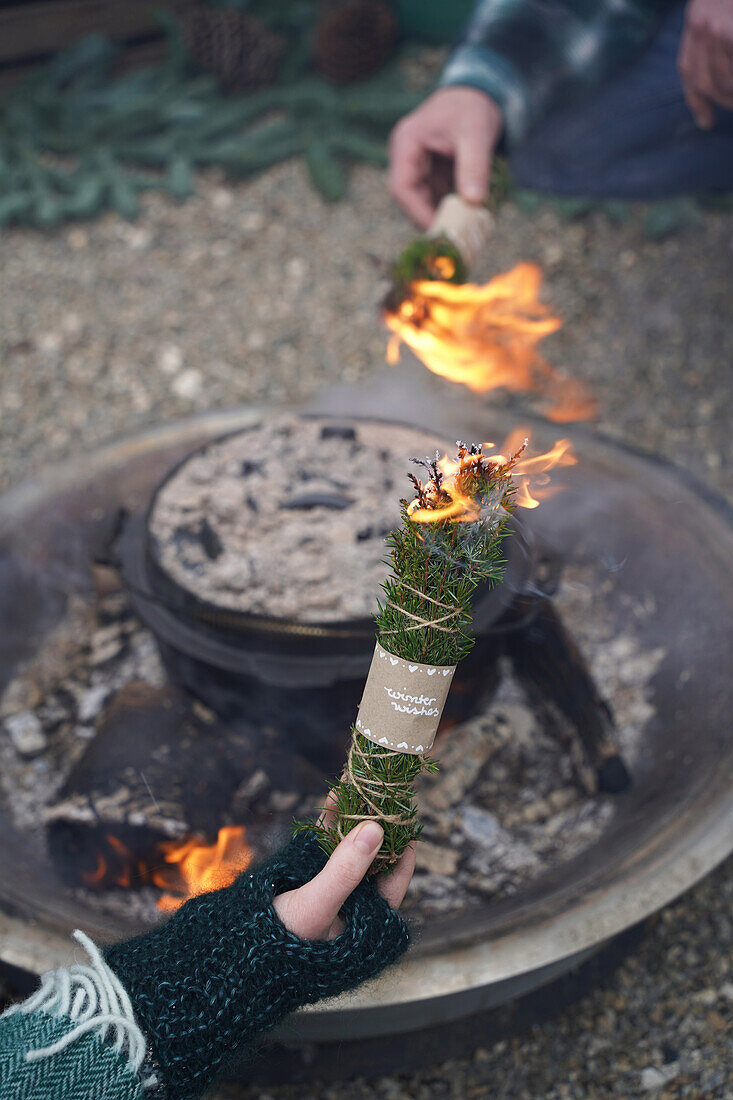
44, 681, 260, 888
504, 599, 631, 794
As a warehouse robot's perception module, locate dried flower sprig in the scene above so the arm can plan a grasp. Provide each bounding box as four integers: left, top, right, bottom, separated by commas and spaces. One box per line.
298, 441, 522, 873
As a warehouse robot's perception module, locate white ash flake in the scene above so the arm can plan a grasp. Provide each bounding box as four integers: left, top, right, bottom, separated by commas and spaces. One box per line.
148, 415, 447, 622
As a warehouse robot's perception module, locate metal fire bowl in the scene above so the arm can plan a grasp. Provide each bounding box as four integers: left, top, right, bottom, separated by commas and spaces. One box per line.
0, 365, 732, 1062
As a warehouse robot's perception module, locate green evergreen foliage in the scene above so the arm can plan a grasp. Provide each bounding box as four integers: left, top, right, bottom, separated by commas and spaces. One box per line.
391, 234, 468, 288
300, 443, 520, 872
0, 19, 423, 228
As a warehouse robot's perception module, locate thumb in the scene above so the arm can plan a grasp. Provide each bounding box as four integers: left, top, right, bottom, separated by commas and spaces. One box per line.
282, 821, 384, 940
455, 125, 491, 205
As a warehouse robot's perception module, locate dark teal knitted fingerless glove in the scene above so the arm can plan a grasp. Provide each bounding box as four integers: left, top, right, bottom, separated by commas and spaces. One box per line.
105, 832, 410, 1099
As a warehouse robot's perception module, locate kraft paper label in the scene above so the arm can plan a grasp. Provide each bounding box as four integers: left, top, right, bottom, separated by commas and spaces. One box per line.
355, 644, 456, 755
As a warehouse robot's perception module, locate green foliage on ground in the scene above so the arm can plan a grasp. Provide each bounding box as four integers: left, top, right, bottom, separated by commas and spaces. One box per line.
0, 17, 423, 228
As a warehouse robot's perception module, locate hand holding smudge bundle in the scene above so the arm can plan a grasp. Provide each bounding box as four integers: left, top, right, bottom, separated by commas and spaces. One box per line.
299, 440, 526, 873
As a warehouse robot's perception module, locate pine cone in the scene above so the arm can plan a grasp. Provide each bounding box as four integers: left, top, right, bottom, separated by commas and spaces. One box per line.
184, 7, 284, 91
314, 0, 399, 85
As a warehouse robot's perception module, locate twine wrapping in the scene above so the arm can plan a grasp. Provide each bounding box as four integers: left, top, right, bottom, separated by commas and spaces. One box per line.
330, 738, 413, 841
384, 581, 461, 635
333, 582, 460, 835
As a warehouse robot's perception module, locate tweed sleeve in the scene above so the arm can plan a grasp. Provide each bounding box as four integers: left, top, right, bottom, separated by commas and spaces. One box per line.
438, 0, 674, 144
105, 832, 410, 1100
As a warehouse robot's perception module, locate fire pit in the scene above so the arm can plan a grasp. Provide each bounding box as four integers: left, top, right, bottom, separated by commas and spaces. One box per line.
116, 415, 535, 772
1, 366, 732, 1083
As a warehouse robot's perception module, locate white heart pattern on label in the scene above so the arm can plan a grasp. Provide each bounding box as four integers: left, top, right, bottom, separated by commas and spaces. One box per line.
397, 742, 408, 750
379, 737, 389, 745
390, 657, 398, 666
409, 665, 418, 672
415, 745, 424, 753
427, 668, 436, 676
442, 669, 451, 676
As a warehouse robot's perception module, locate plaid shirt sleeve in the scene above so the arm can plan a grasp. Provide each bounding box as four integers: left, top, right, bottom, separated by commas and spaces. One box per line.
438, 0, 675, 144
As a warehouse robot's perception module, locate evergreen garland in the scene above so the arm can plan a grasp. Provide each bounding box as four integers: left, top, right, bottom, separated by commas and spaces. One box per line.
302, 440, 524, 873
0, 17, 423, 228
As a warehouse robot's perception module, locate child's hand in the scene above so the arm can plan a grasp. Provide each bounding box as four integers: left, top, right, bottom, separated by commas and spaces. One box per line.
274, 820, 415, 941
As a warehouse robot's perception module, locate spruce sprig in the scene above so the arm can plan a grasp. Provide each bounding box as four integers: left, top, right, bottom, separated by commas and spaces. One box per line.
300, 441, 522, 872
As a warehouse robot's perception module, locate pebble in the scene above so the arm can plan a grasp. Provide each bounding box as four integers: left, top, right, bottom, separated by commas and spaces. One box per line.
76, 684, 109, 724
158, 344, 183, 375
640, 1063, 679, 1090
171, 368, 204, 400
4, 711, 47, 756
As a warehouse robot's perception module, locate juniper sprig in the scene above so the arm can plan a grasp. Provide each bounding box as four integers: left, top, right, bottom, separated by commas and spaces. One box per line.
299, 441, 523, 873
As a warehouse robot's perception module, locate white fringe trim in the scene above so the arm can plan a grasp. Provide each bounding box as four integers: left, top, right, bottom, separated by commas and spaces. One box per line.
2, 929, 158, 1090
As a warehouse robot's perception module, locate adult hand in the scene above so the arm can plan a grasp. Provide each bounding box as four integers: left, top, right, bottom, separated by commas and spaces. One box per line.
388, 87, 503, 228
679, 0, 733, 128
274, 820, 416, 941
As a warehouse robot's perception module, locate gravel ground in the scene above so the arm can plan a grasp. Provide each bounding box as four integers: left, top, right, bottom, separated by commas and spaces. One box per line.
0, 161, 731, 1097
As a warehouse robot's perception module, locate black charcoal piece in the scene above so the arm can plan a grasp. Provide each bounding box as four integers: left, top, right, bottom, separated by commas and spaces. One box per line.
199, 518, 223, 560
320, 424, 357, 441
282, 492, 353, 511
240, 460, 262, 477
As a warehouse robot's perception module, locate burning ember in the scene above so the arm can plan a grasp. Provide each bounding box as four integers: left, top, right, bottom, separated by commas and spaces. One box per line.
407, 432, 576, 523
83, 826, 252, 913
153, 826, 252, 912
384, 263, 596, 424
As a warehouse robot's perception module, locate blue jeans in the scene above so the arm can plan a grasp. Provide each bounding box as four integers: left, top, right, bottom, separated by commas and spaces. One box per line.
510, 3, 733, 198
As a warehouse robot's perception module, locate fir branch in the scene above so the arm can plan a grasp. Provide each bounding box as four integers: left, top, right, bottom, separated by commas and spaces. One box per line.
299, 441, 520, 873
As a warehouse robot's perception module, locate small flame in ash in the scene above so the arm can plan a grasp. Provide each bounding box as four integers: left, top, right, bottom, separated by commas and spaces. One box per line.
384, 263, 596, 423
153, 826, 252, 913
82, 826, 253, 913
407, 432, 576, 523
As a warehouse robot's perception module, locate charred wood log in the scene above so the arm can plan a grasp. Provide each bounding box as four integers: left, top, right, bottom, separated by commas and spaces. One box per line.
44, 681, 328, 891
503, 599, 631, 795
44, 681, 253, 887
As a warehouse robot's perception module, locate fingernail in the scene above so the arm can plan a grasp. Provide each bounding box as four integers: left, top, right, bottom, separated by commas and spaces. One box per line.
352, 821, 383, 853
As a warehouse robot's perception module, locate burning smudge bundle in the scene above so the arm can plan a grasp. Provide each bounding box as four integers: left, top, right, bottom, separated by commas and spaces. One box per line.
304, 439, 561, 871
383, 194, 596, 424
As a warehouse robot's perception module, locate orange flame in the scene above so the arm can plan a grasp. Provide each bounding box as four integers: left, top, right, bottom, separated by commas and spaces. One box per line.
153, 826, 252, 913
505, 429, 576, 510
384, 263, 596, 423
408, 432, 575, 522
81, 826, 253, 913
